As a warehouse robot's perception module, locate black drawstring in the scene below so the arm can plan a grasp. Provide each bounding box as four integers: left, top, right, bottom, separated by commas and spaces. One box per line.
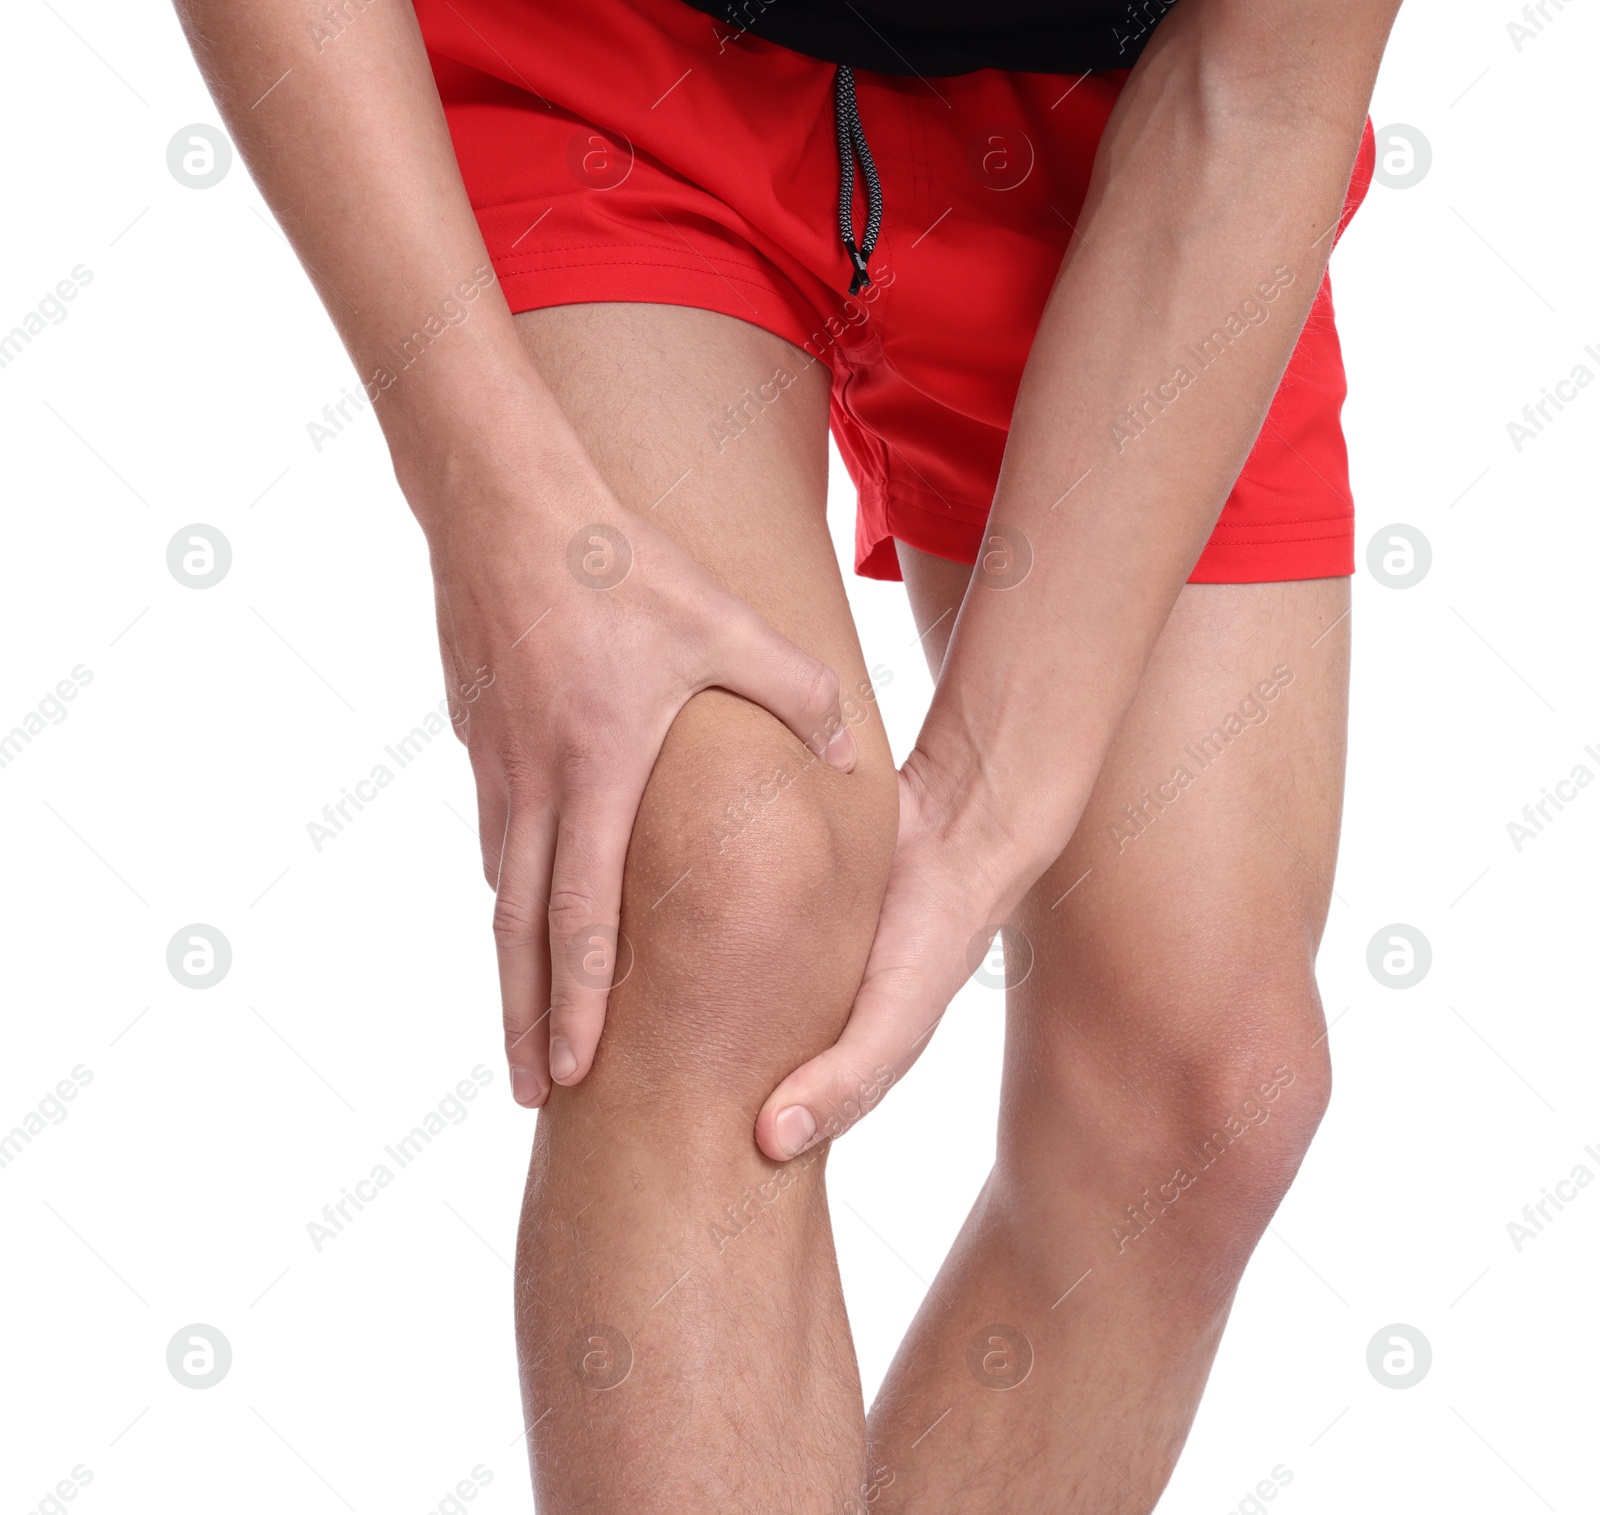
833, 65, 882, 295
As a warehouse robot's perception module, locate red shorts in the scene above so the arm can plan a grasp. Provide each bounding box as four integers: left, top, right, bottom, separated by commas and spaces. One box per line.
416, 0, 1376, 582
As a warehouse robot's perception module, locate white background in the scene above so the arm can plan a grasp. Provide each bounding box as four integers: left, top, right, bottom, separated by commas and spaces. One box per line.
2, 2, 1596, 1511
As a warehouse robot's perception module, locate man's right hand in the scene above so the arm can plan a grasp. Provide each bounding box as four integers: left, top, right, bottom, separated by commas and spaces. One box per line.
399, 405, 858, 1107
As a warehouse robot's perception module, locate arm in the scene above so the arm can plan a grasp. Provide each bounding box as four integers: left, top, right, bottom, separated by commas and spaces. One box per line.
757, 0, 1403, 1158
174, 0, 859, 1102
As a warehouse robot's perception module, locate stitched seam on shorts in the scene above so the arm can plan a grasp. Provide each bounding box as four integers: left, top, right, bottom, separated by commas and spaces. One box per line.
1206, 514, 1354, 539
490, 236, 782, 270
492, 250, 792, 299
1201, 530, 1354, 548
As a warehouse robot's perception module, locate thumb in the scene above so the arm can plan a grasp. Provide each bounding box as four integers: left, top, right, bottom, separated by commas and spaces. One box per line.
705, 598, 859, 773
757, 790, 1005, 1162
755, 953, 946, 1162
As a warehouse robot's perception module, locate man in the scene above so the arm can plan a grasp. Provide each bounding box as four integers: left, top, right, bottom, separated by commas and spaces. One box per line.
174, 0, 1401, 1505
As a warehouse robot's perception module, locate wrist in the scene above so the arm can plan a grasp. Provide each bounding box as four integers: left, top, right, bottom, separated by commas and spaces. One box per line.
900, 727, 1077, 910
375, 345, 596, 539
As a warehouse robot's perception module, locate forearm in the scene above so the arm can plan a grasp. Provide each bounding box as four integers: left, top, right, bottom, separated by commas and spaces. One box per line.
173, 0, 567, 510
916, 0, 1398, 877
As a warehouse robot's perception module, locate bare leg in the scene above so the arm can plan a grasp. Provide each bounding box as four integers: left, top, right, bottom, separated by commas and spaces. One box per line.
508, 304, 898, 1512
871, 546, 1350, 1512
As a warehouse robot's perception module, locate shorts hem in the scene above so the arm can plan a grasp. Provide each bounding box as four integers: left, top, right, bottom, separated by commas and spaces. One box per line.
489, 243, 827, 369
1187, 530, 1355, 583
859, 482, 986, 581
866, 484, 1355, 584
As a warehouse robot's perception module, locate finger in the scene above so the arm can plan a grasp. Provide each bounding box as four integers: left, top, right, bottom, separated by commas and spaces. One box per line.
493, 800, 556, 1108
472, 757, 508, 892
433, 583, 472, 748
755, 954, 948, 1162
544, 796, 636, 1088
708, 604, 859, 773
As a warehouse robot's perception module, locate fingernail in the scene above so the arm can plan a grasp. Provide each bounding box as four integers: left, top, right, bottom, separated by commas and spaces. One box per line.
775, 1104, 818, 1156
549, 1037, 578, 1083
823, 724, 857, 773
510, 1066, 543, 1107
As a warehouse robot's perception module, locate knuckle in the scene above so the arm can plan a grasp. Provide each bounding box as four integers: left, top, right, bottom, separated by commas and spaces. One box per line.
503, 1018, 544, 1059
794, 660, 843, 748
555, 740, 617, 793
491, 891, 541, 949
547, 988, 598, 1027
477, 827, 505, 893
802, 658, 841, 714
546, 887, 603, 937
498, 748, 547, 797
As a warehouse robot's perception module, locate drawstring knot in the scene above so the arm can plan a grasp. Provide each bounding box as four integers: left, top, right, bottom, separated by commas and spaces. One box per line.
833, 65, 882, 295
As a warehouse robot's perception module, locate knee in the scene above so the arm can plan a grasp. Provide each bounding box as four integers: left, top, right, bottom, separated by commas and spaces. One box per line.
1010, 976, 1332, 1248
1118, 1003, 1330, 1290
1150, 1005, 1332, 1224
1164, 971, 1329, 1119
600, 688, 897, 1120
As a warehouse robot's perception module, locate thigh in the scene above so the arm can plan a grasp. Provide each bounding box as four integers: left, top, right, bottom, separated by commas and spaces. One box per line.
900, 544, 1350, 1116
515, 302, 882, 721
